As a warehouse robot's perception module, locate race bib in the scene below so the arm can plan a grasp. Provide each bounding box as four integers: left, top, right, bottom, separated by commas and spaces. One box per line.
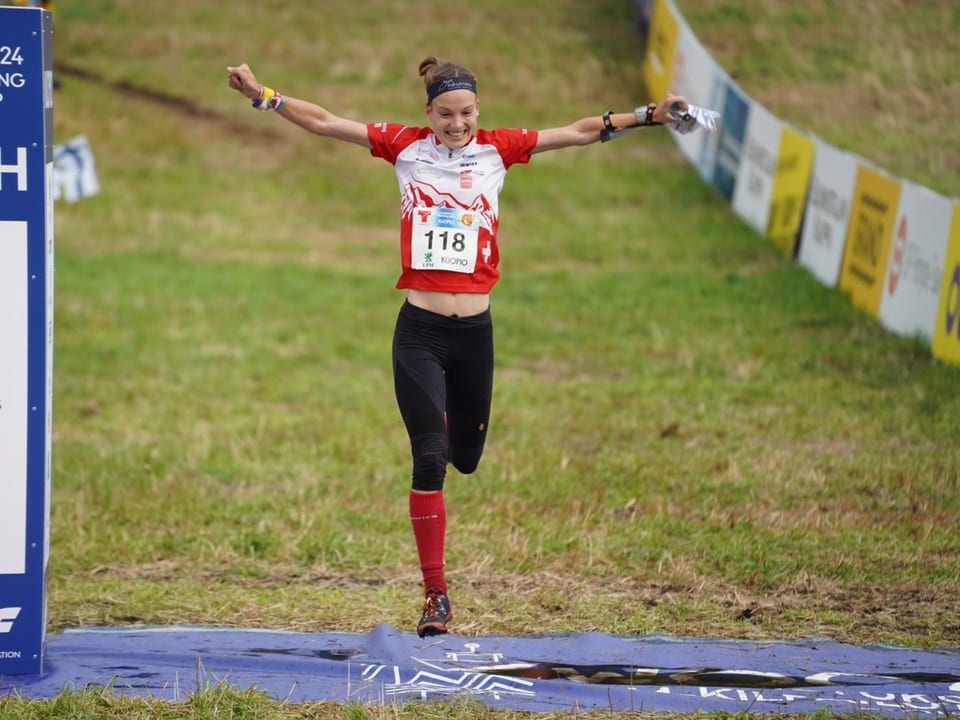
411, 206, 479, 273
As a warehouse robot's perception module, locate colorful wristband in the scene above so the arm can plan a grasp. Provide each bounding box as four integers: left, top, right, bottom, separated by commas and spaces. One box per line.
252, 85, 276, 110
264, 93, 285, 112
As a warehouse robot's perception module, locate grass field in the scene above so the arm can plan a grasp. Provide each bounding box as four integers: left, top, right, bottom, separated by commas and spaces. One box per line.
4, 0, 959, 717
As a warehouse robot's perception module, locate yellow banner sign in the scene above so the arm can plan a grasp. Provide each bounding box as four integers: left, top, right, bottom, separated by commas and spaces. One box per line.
643, 0, 679, 102
932, 203, 960, 365
767, 126, 816, 257
838, 166, 902, 316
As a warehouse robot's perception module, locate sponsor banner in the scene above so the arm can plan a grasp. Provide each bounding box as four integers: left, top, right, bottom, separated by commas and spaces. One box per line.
669, 19, 721, 177
837, 165, 902, 316
931, 203, 960, 364
797, 142, 859, 287
642, 0, 679, 103
731, 103, 780, 237
879, 182, 953, 341
652, 0, 959, 366
767, 126, 815, 257
0, 6, 53, 675
708, 80, 750, 201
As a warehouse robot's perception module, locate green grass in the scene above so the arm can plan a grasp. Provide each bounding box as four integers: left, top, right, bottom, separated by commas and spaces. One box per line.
7, 0, 960, 717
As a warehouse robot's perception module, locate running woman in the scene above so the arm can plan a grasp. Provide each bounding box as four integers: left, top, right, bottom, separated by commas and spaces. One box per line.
227, 56, 688, 638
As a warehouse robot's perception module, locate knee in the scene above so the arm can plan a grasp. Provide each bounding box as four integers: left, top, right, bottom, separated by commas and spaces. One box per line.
450, 448, 482, 475
411, 434, 448, 492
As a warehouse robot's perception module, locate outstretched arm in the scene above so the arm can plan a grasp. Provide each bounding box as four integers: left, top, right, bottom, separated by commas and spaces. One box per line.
227, 63, 371, 149
531, 93, 687, 154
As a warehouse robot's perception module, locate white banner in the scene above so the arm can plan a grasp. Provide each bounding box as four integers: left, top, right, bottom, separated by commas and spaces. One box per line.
0, 221, 29, 576
796, 141, 859, 287
669, 20, 721, 176
731, 103, 780, 236
879, 181, 953, 340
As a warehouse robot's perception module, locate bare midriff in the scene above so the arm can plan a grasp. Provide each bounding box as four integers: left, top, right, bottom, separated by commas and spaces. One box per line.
407, 289, 491, 318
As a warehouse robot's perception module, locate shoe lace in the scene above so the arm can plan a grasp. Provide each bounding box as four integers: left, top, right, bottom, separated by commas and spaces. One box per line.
422, 589, 443, 619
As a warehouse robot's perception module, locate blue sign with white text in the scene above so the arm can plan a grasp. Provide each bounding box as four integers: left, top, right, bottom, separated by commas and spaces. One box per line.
0, 6, 54, 676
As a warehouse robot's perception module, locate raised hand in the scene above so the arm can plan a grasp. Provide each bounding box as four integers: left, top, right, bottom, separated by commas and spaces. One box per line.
227, 63, 261, 101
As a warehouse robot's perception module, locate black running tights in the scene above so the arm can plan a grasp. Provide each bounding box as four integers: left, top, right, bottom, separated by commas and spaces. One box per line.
392, 301, 493, 492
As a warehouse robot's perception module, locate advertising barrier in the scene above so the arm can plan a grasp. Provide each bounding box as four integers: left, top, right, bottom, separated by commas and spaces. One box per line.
932, 206, 960, 365
879, 181, 953, 340
642, 0, 960, 364
837, 166, 902, 317
796, 141, 858, 287
0, 5, 54, 675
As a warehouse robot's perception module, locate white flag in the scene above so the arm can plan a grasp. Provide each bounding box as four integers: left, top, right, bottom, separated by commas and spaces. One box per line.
53, 135, 100, 202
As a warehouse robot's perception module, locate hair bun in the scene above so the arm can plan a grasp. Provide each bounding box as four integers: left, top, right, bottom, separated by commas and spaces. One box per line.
418, 56, 439, 78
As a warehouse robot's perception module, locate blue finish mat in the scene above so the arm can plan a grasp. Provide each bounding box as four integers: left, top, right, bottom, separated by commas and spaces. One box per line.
2, 625, 959, 716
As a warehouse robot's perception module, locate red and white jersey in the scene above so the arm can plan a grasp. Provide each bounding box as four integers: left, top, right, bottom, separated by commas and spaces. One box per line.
368, 123, 538, 293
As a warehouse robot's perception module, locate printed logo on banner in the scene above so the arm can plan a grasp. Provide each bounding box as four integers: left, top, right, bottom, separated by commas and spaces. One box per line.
887, 217, 908, 296
837, 166, 902, 316
878, 181, 952, 341
710, 83, 750, 201
0, 607, 21, 633
931, 203, 960, 365
642, 0, 679, 103
767, 126, 815, 258
731, 103, 780, 237
796, 142, 858, 288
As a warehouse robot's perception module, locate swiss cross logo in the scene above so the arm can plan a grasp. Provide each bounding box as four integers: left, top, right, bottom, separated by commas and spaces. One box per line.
0, 607, 21, 633
887, 216, 907, 296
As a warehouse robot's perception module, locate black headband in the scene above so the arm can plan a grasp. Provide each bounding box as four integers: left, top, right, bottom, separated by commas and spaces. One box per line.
426, 76, 477, 103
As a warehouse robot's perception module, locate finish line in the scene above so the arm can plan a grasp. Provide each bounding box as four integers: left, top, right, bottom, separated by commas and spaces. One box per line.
2, 625, 959, 716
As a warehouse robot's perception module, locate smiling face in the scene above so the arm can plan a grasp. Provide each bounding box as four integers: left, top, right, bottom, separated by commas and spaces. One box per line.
426, 89, 479, 150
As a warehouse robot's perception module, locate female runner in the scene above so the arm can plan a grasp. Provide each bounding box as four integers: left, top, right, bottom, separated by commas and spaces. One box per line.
227, 56, 688, 637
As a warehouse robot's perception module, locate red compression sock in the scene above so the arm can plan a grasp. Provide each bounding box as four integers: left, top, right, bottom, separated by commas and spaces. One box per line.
409, 490, 447, 595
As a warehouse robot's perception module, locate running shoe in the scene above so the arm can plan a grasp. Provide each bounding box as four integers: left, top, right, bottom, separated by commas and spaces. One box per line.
417, 589, 453, 638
